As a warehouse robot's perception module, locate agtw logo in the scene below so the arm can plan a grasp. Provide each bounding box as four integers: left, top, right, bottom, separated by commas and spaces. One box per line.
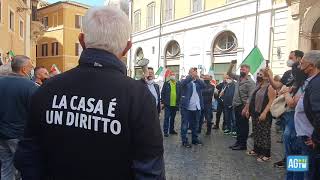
287, 156, 308, 172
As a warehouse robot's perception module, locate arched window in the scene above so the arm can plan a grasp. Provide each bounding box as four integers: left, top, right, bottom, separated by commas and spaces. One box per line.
213, 31, 237, 54
165, 41, 180, 58
134, 47, 144, 79
164, 40, 180, 80
135, 47, 144, 62
312, 18, 320, 50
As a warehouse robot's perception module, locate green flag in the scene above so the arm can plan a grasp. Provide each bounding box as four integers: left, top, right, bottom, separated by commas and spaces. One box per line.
155, 66, 164, 76
241, 47, 264, 74
8, 50, 15, 61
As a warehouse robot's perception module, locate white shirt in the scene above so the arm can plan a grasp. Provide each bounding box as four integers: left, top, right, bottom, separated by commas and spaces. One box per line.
187, 81, 201, 111
147, 80, 158, 106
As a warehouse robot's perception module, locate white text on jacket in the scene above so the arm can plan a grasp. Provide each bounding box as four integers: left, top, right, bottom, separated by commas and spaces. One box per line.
46, 95, 121, 135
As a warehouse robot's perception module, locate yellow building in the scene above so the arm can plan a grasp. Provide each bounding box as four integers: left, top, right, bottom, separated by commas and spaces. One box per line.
36, 1, 89, 72
0, 0, 38, 65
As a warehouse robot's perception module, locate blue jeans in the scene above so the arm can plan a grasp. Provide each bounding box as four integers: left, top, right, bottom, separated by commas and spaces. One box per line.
199, 106, 213, 133
297, 136, 314, 180
223, 106, 236, 132
181, 108, 201, 144
163, 106, 178, 135
0, 139, 19, 180
283, 111, 303, 180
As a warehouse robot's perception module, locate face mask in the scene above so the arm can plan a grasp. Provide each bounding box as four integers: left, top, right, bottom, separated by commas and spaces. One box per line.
240, 72, 246, 77
146, 79, 154, 85
27, 69, 34, 80
204, 80, 210, 84
287, 60, 295, 67
300, 64, 311, 77
169, 76, 175, 80
256, 76, 263, 82
226, 79, 232, 84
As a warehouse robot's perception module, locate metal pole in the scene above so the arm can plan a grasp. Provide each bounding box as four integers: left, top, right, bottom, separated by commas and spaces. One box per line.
158, 0, 163, 69
254, 0, 260, 47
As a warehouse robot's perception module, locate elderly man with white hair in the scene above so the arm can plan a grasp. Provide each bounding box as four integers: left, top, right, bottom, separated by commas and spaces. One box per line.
14, 6, 165, 180
294, 50, 320, 180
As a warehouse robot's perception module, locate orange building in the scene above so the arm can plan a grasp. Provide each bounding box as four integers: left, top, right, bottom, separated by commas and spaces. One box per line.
36, 1, 89, 72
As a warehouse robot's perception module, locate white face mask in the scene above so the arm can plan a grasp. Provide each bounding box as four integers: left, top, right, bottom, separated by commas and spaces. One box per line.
146, 79, 154, 85
287, 60, 295, 67
169, 76, 175, 80
226, 79, 232, 84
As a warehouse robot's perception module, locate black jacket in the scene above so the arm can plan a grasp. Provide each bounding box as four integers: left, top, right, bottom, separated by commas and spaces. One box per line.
14, 48, 165, 180
140, 79, 161, 113
303, 73, 320, 153
0, 74, 38, 139
202, 83, 215, 108
161, 80, 181, 107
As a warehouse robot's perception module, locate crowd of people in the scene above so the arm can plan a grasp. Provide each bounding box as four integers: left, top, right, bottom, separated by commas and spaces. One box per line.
0, 5, 319, 180
159, 50, 320, 180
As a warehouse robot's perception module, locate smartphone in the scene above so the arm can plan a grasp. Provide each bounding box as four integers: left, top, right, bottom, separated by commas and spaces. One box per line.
266, 60, 270, 68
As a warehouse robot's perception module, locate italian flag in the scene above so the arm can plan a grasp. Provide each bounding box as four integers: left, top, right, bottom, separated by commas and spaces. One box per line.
155, 66, 172, 80
241, 47, 264, 75
50, 64, 61, 74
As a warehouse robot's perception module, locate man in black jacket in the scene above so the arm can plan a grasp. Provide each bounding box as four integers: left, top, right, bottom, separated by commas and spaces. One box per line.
14, 7, 165, 180
144, 67, 161, 114
161, 72, 181, 137
213, 76, 227, 130
199, 75, 215, 135
300, 50, 320, 180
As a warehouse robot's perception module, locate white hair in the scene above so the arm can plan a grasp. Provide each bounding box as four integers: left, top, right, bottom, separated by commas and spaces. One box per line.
82, 6, 131, 55
304, 50, 320, 69
0, 63, 12, 75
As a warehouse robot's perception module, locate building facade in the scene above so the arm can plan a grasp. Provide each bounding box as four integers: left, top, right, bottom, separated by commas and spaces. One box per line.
0, 0, 34, 65
128, 0, 313, 81
286, 0, 320, 52
36, 1, 88, 72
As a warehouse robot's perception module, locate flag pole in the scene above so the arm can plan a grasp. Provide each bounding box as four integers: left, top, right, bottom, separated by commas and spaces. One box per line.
254, 0, 260, 47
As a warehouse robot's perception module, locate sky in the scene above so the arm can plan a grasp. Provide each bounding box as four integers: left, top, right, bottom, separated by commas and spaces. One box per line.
47, 0, 105, 6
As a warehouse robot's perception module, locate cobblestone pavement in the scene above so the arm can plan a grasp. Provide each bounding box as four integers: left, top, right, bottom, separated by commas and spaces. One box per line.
161, 113, 286, 180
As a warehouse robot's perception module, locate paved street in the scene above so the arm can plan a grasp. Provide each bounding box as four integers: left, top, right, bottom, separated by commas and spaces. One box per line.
162, 113, 286, 180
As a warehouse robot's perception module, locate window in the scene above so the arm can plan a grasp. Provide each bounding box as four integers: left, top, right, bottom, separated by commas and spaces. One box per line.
75, 15, 83, 29
166, 41, 180, 58
32, 3, 37, 21
43, 17, 48, 27
134, 10, 141, 32
9, 10, 14, 31
213, 31, 237, 54
19, 20, 24, 38
75, 43, 82, 56
164, 0, 173, 22
147, 3, 155, 28
52, 42, 59, 56
42, 44, 48, 56
213, 63, 231, 81
192, 0, 202, 13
